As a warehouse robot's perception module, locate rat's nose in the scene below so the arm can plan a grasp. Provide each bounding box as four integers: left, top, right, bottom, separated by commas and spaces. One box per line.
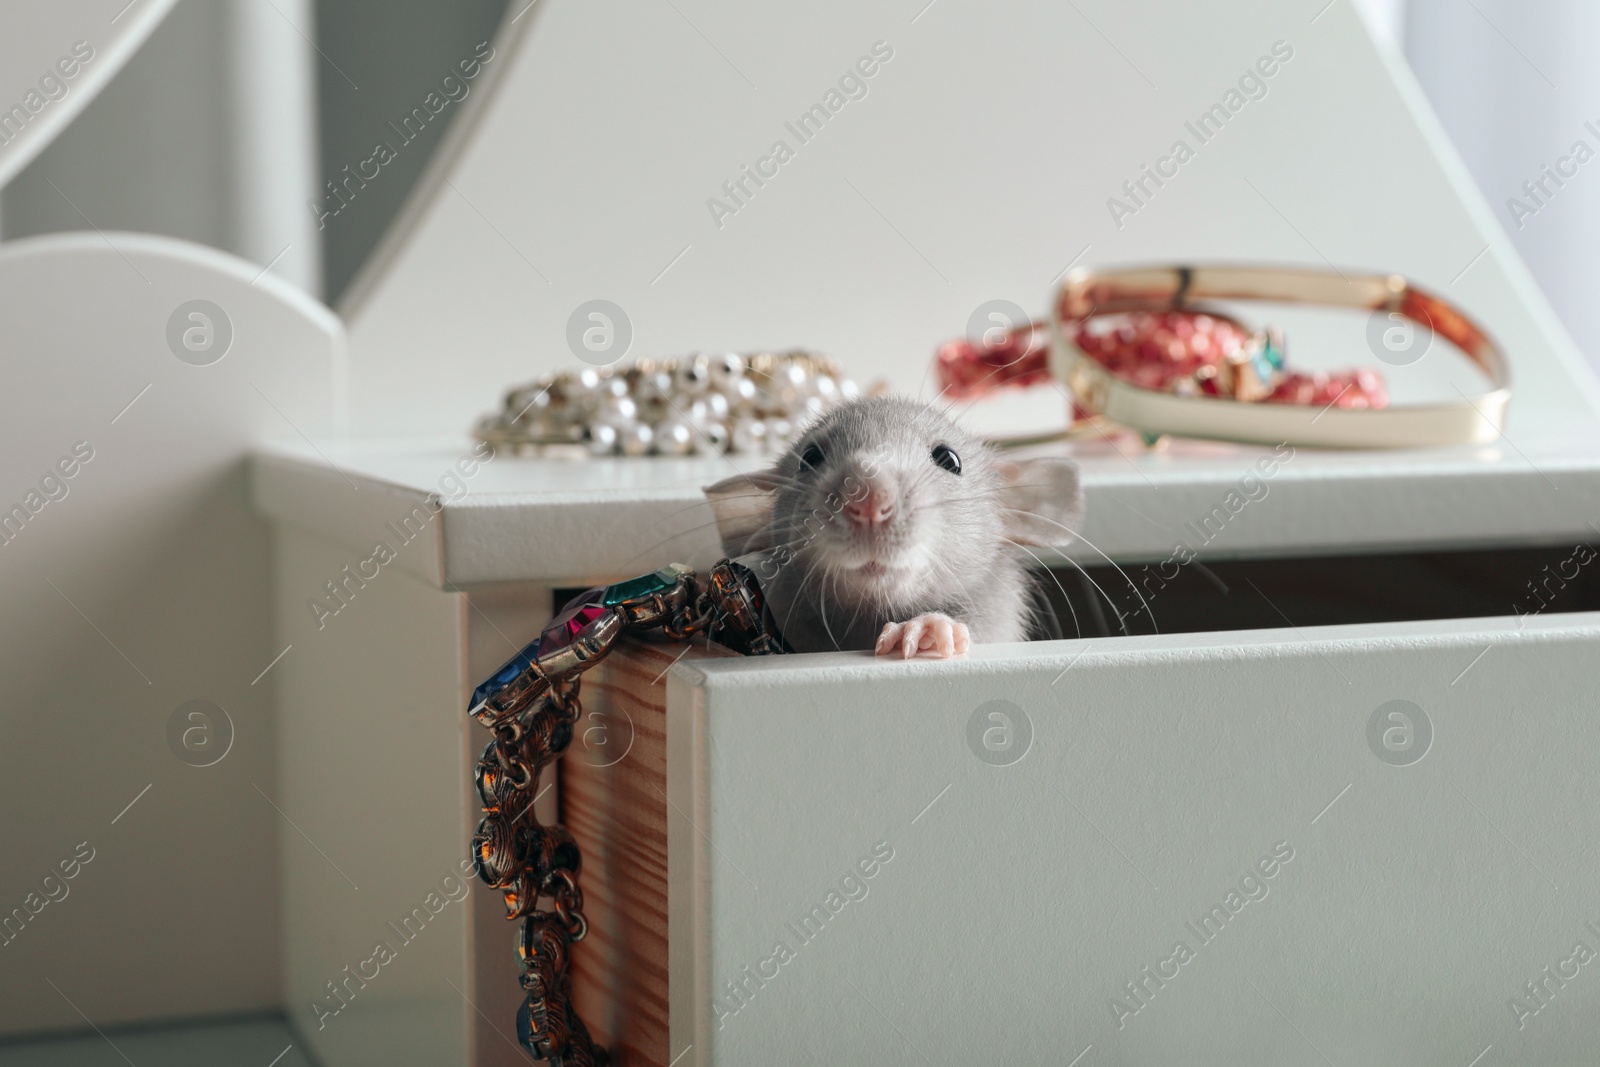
843, 485, 894, 528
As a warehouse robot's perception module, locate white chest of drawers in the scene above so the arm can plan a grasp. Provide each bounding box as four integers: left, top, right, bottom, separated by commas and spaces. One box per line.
254, 416, 1600, 1065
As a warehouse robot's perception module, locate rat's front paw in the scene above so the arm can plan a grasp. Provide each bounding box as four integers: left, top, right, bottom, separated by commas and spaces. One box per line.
875, 613, 970, 659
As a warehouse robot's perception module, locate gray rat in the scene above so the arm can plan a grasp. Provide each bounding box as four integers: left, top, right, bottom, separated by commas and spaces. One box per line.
704, 396, 1083, 657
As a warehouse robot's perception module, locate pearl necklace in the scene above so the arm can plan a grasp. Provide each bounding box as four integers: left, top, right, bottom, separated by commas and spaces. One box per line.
476, 350, 857, 457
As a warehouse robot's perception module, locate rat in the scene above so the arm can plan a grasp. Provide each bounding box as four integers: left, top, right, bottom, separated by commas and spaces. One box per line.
704, 395, 1083, 658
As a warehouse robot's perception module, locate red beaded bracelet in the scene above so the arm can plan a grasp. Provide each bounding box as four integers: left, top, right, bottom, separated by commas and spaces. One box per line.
937, 264, 1508, 449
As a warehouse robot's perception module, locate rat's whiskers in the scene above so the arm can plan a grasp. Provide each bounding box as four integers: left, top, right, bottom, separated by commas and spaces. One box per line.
1008, 539, 1091, 639
1004, 509, 1154, 634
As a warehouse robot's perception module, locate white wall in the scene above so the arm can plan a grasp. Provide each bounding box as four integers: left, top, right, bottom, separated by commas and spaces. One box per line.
1406, 0, 1600, 370
1352, 0, 1406, 50
342, 0, 1579, 444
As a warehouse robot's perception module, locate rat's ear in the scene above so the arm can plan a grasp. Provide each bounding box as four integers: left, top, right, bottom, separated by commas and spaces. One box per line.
994, 457, 1083, 547
703, 469, 786, 556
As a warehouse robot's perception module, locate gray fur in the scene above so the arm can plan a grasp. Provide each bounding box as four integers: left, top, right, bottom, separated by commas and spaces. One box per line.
706, 396, 1083, 653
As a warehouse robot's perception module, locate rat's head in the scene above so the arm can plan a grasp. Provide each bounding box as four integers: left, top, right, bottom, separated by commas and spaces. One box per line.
769, 397, 995, 603
705, 396, 1083, 608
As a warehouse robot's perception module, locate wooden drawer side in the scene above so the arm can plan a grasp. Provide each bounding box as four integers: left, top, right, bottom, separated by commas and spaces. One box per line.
565, 637, 734, 1066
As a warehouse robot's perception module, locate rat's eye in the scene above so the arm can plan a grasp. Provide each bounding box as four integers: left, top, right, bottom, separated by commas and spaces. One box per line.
799, 443, 825, 472
931, 444, 961, 475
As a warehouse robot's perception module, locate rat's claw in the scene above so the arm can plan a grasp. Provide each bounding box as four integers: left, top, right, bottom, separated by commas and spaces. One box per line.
899, 617, 926, 659
874, 622, 898, 656
953, 624, 971, 655
875, 613, 968, 659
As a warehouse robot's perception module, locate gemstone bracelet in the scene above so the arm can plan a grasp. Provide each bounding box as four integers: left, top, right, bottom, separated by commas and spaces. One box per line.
468, 558, 785, 1064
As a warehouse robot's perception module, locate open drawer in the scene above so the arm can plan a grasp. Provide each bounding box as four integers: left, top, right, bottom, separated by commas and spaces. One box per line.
563, 611, 1600, 1067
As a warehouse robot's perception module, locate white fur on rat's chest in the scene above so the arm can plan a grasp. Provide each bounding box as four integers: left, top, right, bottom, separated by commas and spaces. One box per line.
763, 542, 1035, 652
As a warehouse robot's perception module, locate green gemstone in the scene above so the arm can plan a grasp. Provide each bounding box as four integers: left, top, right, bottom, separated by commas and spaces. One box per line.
1244, 334, 1284, 392
1261, 336, 1284, 371
601, 562, 692, 606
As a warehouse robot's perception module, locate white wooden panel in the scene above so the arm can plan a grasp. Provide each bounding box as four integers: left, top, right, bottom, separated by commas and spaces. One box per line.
271, 527, 470, 1066
253, 437, 1600, 590
0, 0, 179, 187
461, 580, 557, 1067
0, 233, 340, 1033
226, 0, 323, 296
669, 612, 1600, 1065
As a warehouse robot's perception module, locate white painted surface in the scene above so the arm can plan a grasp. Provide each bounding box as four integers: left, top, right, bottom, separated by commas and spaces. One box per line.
271, 527, 471, 1067
267, 522, 559, 1067
668, 612, 1600, 1065
252, 428, 1600, 591
0, 0, 179, 188
461, 582, 559, 1067
225, 0, 324, 297
0, 233, 341, 1034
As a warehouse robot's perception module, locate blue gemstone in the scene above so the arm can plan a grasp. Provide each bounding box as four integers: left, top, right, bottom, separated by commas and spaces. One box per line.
470, 638, 540, 715
515, 997, 537, 1054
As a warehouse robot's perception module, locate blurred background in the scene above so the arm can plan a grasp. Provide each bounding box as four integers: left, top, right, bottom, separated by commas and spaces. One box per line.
1, 0, 510, 304
5, 0, 1600, 371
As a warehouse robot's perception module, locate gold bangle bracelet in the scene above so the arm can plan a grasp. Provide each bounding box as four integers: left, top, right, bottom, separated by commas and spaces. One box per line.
1052, 264, 1511, 449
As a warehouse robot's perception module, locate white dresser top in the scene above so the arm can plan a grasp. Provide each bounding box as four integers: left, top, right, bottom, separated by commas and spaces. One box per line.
253, 418, 1600, 589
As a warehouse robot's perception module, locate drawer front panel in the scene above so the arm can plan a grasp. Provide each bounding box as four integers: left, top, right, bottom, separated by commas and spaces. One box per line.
667, 615, 1600, 1066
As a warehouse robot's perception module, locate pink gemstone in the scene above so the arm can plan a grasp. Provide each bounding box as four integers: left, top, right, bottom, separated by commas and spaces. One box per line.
540, 587, 608, 651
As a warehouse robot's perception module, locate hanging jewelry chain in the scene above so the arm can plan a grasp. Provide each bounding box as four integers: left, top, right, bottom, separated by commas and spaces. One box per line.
468, 558, 784, 1064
